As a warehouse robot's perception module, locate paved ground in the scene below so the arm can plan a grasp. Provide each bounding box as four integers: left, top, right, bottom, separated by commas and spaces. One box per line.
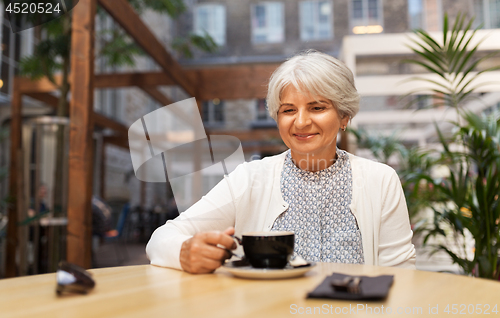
93, 242, 149, 268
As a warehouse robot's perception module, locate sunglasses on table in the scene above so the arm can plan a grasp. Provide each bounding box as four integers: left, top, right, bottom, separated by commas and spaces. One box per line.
56, 261, 96, 295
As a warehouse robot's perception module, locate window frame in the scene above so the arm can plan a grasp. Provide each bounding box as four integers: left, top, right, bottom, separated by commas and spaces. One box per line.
202, 100, 225, 128
250, 2, 285, 44
349, 0, 384, 34
299, 0, 334, 41
255, 99, 274, 122
474, 0, 500, 29
193, 3, 226, 46
408, 0, 424, 30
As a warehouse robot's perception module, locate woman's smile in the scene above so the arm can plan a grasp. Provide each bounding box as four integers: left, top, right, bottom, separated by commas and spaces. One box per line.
293, 133, 319, 140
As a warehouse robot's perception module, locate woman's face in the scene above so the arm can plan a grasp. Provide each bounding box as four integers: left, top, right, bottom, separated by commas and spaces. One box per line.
277, 85, 348, 169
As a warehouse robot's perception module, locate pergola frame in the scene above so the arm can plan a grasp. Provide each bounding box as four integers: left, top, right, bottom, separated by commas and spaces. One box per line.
5, 0, 283, 275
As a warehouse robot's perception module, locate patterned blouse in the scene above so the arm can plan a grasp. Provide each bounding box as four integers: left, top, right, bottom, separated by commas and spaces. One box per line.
271, 149, 365, 264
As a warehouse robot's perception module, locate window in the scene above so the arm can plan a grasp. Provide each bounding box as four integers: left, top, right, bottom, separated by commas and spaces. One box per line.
408, 0, 423, 30
408, 0, 442, 31
1, 14, 21, 97
202, 99, 225, 127
256, 99, 273, 121
194, 4, 226, 46
299, 1, 333, 41
483, 101, 500, 116
474, 0, 500, 29
251, 99, 277, 128
251, 2, 284, 44
20, 28, 34, 58
350, 0, 383, 34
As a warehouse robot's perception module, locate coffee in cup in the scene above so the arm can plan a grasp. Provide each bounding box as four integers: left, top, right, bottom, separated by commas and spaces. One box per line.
240, 231, 294, 269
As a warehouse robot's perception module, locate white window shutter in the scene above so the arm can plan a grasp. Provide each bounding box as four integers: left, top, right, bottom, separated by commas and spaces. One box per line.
194, 4, 226, 46
267, 2, 284, 43
214, 5, 226, 45
300, 1, 314, 41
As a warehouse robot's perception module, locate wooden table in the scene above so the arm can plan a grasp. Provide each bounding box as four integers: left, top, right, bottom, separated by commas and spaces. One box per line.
1, 263, 499, 317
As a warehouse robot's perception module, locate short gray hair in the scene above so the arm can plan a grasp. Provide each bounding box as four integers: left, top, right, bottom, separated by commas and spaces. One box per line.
266, 50, 360, 121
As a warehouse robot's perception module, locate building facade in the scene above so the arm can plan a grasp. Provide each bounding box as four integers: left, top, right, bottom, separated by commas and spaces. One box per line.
173, 0, 500, 149
179, 0, 498, 61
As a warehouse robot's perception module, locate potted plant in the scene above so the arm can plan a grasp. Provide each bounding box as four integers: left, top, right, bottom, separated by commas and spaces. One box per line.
404, 13, 500, 279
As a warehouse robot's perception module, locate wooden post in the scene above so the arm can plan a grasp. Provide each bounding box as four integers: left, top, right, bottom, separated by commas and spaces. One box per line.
67, 0, 96, 269
6, 83, 22, 277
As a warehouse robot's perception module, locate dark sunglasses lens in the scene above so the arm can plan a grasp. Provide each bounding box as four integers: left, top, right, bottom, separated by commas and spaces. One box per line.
56, 261, 95, 295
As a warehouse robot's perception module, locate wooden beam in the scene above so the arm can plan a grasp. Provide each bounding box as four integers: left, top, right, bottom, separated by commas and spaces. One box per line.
26, 92, 59, 107
94, 65, 278, 99
17, 76, 60, 93
98, 0, 197, 97
93, 113, 128, 135
94, 71, 176, 88
6, 81, 22, 277
18, 72, 173, 90
26, 92, 128, 136
192, 64, 279, 100
19, 61, 279, 100
94, 64, 279, 99
141, 86, 173, 106
67, 0, 96, 269
103, 135, 129, 149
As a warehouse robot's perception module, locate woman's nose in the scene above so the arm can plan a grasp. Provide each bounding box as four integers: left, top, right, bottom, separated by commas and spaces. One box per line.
294, 110, 312, 129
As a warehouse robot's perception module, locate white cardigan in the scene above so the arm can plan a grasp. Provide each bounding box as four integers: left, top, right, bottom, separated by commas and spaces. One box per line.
146, 152, 416, 270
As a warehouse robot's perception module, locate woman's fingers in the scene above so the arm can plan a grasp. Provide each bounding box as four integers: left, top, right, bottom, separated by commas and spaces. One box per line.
223, 227, 237, 249
202, 231, 236, 250
223, 227, 235, 235
192, 240, 229, 260
180, 237, 210, 273
180, 230, 236, 274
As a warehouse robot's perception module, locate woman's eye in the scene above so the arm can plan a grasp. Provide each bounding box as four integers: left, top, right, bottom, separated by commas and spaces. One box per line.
282, 109, 294, 113
313, 107, 325, 111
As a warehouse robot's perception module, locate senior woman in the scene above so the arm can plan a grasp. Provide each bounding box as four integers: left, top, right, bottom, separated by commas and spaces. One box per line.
146, 51, 416, 274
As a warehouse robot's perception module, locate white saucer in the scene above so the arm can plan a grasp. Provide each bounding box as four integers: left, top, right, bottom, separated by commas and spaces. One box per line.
222, 261, 316, 279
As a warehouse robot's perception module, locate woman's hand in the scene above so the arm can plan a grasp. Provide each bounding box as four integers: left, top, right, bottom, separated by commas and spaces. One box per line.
180, 227, 236, 274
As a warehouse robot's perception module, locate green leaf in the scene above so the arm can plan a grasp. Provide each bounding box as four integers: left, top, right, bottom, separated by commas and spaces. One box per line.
443, 13, 449, 46
448, 18, 475, 68
408, 76, 452, 92
415, 29, 443, 52
404, 12, 499, 115
404, 60, 448, 80
408, 47, 447, 73
99, 29, 145, 67
446, 13, 466, 61
171, 31, 218, 59
18, 56, 46, 79
127, 0, 186, 17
